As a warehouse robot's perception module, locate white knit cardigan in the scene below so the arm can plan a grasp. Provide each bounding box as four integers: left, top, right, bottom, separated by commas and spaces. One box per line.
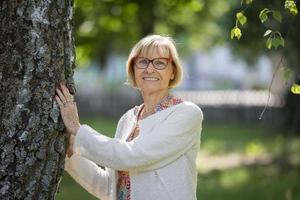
64, 101, 203, 200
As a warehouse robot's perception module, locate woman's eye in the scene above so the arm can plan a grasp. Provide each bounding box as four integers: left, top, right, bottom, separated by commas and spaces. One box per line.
139, 59, 148, 65
154, 60, 166, 66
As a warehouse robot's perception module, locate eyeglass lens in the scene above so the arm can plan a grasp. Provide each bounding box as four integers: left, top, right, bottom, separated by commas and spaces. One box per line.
135, 58, 168, 69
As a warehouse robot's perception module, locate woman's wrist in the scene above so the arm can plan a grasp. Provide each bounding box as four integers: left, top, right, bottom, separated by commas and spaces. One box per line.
71, 123, 81, 136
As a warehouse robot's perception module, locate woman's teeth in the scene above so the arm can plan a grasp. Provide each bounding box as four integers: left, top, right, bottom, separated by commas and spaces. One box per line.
143, 77, 159, 81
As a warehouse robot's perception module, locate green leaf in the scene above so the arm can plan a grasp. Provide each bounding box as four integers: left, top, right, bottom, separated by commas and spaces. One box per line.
270, 34, 285, 49
236, 12, 247, 26
272, 37, 281, 48
266, 37, 272, 49
259, 8, 269, 23
230, 28, 235, 39
291, 83, 300, 94
264, 29, 272, 37
265, 32, 284, 49
234, 27, 242, 40
273, 11, 282, 23
231, 27, 242, 40
279, 36, 285, 47
275, 33, 285, 47
285, 0, 299, 15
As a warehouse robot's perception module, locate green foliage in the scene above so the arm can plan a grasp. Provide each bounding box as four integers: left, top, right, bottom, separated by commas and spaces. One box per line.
236, 12, 247, 25
259, 9, 282, 24
259, 8, 269, 23
291, 83, 300, 94
74, 0, 141, 67
230, 0, 299, 95
264, 31, 284, 49
285, 0, 299, 15
230, 11, 247, 40
74, 0, 230, 68
231, 27, 242, 40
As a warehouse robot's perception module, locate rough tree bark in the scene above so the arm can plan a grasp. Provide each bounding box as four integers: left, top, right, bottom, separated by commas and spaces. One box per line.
0, 0, 75, 199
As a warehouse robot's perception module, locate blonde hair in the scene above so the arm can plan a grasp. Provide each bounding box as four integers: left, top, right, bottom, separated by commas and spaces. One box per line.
126, 35, 183, 89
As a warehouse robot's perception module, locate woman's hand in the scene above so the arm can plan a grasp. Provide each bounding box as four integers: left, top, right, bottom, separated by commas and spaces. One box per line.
55, 82, 81, 136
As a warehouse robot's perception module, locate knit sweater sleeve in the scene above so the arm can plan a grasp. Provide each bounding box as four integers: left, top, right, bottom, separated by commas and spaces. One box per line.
63, 113, 128, 199
73, 103, 203, 172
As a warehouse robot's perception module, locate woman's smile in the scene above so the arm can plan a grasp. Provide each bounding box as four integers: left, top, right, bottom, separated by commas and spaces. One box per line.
142, 77, 160, 81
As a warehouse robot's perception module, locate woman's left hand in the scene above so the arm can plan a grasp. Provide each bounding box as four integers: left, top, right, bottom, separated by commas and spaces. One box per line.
55, 82, 81, 136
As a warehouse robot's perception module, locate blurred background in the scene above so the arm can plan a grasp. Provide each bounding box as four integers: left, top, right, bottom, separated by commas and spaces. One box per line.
56, 0, 300, 199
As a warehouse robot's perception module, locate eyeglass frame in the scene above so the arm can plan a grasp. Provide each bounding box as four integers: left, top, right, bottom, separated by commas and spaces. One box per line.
133, 57, 173, 70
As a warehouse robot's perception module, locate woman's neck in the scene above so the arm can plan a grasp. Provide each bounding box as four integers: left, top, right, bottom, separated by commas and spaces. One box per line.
141, 90, 169, 114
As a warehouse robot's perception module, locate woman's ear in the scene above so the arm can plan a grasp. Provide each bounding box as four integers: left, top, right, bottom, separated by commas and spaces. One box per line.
171, 65, 176, 80
170, 74, 175, 80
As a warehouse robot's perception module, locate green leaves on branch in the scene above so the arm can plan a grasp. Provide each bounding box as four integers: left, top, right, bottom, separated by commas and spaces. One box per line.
230, 12, 247, 40
232, 0, 299, 96
264, 30, 285, 49
291, 84, 300, 94
259, 8, 284, 49
258, 1, 299, 24
282, 1, 298, 94
259, 8, 282, 23
285, 0, 298, 15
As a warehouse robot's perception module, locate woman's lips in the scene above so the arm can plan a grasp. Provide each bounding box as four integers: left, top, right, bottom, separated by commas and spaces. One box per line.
142, 77, 159, 81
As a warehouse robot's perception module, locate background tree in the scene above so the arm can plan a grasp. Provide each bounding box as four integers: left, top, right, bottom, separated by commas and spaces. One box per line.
73, 0, 300, 135
226, 0, 300, 134
74, 0, 230, 68
0, 0, 75, 199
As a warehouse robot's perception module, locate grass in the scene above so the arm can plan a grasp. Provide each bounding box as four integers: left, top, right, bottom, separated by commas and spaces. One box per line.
198, 167, 300, 200
56, 116, 300, 200
202, 122, 300, 156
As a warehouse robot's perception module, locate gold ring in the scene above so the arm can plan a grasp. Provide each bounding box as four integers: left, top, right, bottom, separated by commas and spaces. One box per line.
68, 96, 74, 101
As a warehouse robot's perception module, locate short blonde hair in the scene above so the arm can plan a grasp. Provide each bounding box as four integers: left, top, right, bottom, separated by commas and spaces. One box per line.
126, 35, 183, 89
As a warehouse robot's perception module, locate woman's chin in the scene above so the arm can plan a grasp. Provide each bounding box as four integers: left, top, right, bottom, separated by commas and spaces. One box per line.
140, 86, 168, 95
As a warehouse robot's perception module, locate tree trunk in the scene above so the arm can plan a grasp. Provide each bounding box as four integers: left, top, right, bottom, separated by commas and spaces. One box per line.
134, 0, 156, 36
0, 0, 75, 199
282, 14, 300, 136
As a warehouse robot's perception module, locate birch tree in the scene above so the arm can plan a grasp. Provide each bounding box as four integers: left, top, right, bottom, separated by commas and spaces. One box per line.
0, 0, 75, 199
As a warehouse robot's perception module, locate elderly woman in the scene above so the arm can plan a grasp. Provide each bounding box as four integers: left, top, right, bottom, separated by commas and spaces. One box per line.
55, 35, 203, 200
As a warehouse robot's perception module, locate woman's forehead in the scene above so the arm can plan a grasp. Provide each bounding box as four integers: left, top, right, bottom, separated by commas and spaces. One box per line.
139, 45, 170, 58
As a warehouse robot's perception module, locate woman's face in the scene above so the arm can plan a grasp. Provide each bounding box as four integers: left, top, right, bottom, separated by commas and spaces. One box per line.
133, 48, 175, 95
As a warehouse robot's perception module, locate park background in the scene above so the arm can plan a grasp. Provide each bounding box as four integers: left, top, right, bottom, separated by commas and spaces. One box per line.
56, 0, 300, 199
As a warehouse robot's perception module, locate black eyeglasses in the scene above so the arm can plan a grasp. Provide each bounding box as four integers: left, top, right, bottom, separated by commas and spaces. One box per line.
134, 57, 172, 70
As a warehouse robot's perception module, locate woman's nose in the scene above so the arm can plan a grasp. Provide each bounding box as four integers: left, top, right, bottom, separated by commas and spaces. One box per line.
146, 62, 155, 73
